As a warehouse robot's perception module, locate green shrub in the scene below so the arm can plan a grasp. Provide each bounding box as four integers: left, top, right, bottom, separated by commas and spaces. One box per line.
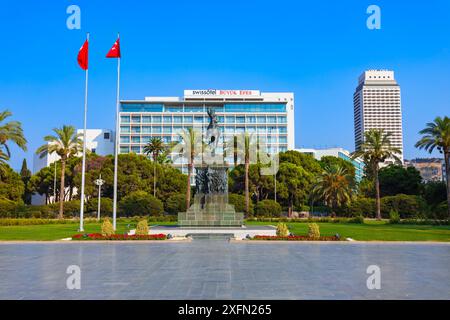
308, 223, 320, 240
389, 210, 400, 224
135, 219, 149, 235
276, 223, 289, 236
347, 197, 376, 218
348, 215, 364, 224
255, 200, 282, 217
119, 191, 164, 216
164, 194, 187, 215
381, 194, 427, 219
48, 200, 80, 217
101, 218, 114, 236
228, 193, 254, 214
86, 197, 113, 216
0, 198, 19, 217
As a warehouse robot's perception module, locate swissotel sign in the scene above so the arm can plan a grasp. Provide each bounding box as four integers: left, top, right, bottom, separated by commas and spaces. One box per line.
184, 89, 260, 98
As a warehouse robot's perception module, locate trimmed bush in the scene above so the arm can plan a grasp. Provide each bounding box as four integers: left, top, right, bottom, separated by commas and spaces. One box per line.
348, 215, 364, 224
308, 223, 320, 240
276, 223, 289, 236
101, 218, 114, 236
255, 200, 282, 217
389, 210, 400, 224
86, 197, 113, 216
119, 191, 164, 216
347, 197, 375, 218
135, 219, 149, 235
164, 194, 187, 215
48, 200, 80, 217
381, 194, 427, 219
228, 193, 254, 214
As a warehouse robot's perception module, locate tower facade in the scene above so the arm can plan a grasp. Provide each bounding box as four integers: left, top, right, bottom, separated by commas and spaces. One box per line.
353, 70, 404, 164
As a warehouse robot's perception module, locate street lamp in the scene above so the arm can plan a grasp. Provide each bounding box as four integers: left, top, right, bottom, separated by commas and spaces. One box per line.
94, 174, 105, 220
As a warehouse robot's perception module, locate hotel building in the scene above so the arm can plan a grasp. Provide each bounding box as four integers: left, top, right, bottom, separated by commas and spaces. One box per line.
353, 70, 404, 164
296, 147, 365, 182
119, 89, 295, 174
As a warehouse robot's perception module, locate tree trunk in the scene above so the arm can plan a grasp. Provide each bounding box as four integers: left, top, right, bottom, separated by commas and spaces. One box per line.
374, 164, 381, 220
288, 197, 293, 218
245, 158, 249, 214
186, 162, 192, 209
153, 160, 157, 198
444, 151, 450, 219
58, 159, 66, 219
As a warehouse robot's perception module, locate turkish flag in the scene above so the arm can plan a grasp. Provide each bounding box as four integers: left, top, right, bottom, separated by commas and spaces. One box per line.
77, 40, 88, 70
106, 38, 121, 58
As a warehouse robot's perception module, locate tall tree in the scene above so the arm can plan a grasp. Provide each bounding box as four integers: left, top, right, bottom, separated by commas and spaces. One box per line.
0, 149, 8, 175
233, 133, 258, 214
352, 129, 401, 220
313, 164, 353, 215
0, 163, 25, 202
276, 162, 313, 216
20, 158, 32, 204
0, 110, 27, 157
378, 165, 422, 196
36, 125, 82, 219
143, 137, 165, 197
177, 128, 202, 209
415, 116, 450, 218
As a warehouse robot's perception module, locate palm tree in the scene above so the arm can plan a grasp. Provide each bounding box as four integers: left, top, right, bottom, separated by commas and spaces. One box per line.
36, 125, 82, 219
352, 129, 401, 220
226, 132, 258, 215
0, 149, 8, 175
313, 164, 353, 216
0, 110, 27, 156
415, 116, 450, 218
143, 137, 165, 197
177, 128, 202, 209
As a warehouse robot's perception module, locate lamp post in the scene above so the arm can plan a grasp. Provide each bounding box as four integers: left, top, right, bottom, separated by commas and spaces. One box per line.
94, 174, 105, 220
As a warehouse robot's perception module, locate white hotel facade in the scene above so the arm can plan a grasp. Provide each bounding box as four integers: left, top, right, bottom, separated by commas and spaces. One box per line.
119, 89, 295, 174
353, 70, 404, 163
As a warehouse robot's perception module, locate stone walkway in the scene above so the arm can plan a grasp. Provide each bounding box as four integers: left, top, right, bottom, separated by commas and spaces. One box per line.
0, 241, 449, 299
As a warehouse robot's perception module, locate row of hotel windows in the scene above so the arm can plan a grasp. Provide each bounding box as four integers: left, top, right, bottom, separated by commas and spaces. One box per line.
120, 103, 287, 113
119, 126, 288, 134
120, 115, 287, 124
119, 145, 288, 154
119, 135, 288, 144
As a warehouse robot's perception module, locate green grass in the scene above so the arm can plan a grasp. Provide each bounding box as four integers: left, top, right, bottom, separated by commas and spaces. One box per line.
0, 220, 176, 241
0, 220, 449, 241
246, 220, 450, 241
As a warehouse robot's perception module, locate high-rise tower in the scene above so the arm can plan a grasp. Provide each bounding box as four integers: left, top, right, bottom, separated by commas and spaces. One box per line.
353, 70, 403, 164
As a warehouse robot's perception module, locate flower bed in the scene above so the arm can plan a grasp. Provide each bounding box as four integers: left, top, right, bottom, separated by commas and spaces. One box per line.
251, 235, 340, 241
71, 233, 167, 240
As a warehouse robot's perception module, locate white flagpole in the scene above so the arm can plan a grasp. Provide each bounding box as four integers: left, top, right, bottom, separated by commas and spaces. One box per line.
79, 32, 89, 232
112, 33, 121, 231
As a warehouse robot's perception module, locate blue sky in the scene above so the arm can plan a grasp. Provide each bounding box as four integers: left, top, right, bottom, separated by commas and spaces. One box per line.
1, 0, 449, 171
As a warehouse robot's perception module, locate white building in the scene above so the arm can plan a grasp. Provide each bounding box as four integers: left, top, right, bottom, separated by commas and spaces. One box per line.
353, 70, 404, 164
119, 89, 295, 176
296, 147, 365, 182
31, 129, 114, 205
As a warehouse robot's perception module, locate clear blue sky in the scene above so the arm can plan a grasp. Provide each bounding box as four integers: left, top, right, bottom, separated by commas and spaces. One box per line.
1, 0, 449, 171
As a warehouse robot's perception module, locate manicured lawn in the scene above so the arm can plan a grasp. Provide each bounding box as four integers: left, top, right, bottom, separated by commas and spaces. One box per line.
0, 220, 449, 241
246, 220, 450, 241
0, 220, 177, 241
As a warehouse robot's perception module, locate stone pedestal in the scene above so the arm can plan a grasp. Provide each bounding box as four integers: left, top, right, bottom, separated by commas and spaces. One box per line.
178, 194, 244, 227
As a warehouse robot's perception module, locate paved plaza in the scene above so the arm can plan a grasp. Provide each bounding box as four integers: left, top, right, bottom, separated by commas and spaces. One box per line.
0, 240, 449, 299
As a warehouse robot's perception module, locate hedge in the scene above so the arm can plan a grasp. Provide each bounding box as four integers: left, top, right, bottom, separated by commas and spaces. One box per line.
228, 193, 254, 214
255, 200, 282, 217
380, 194, 428, 219
118, 191, 164, 216
164, 193, 187, 215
